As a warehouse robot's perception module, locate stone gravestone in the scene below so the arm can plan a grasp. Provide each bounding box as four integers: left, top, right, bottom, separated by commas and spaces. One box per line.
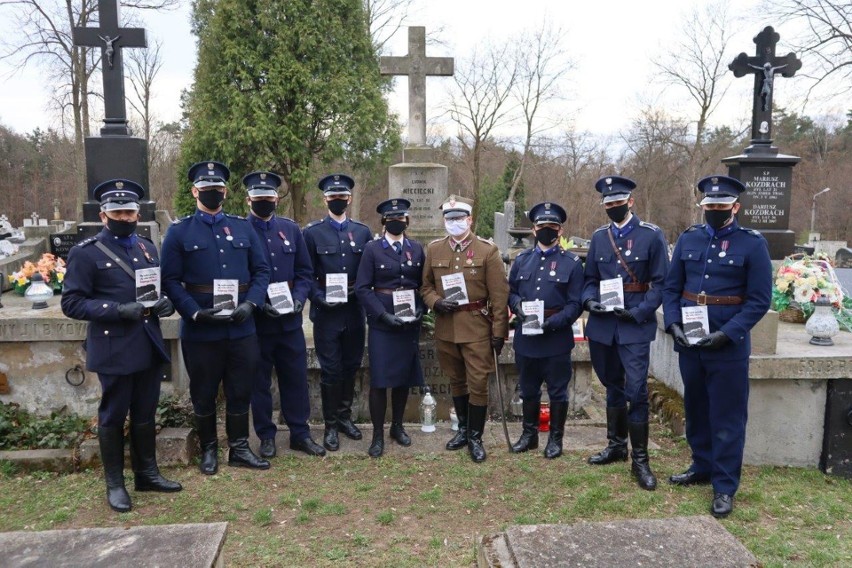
381, 27, 454, 240
722, 26, 802, 260
73, 0, 155, 225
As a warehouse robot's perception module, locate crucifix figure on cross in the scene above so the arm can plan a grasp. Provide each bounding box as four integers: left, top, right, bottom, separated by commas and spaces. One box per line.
72, 0, 147, 135
380, 27, 454, 147
729, 26, 801, 149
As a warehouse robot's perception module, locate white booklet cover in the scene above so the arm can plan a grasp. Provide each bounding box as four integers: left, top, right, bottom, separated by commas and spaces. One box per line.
599, 278, 625, 311
268, 281, 294, 315
681, 306, 710, 345
440, 273, 469, 305
213, 279, 239, 316
521, 300, 544, 335
135, 267, 160, 307
392, 290, 417, 322
325, 273, 348, 303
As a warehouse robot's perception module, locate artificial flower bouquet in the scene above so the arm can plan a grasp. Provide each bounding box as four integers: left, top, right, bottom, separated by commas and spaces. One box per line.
771, 253, 852, 330
8, 253, 66, 295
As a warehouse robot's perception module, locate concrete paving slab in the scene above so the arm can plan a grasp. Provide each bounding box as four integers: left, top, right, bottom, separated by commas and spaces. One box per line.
0, 522, 228, 568
0, 448, 74, 473
480, 516, 757, 567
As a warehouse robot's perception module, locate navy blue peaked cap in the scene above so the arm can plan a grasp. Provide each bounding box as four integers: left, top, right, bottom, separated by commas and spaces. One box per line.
528, 201, 567, 225
93, 179, 144, 211
595, 175, 637, 204
243, 171, 282, 198
188, 161, 230, 187
318, 173, 354, 196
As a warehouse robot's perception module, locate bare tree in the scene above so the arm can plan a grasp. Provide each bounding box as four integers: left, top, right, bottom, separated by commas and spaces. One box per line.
126, 35, 162, 144
506, 19, 572, 203
447, 42, 517, 222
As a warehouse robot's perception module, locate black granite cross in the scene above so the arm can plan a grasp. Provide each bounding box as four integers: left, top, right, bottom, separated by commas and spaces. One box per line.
729, 26, 801, 148
72, 0, 147, 136
380, 27, 454, 147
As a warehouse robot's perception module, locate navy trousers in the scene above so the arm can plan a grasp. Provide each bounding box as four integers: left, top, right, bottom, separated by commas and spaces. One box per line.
313, 312, 365, 386
251, 328, 311, 442
182, 335, 259, 416
516, 353, 573, 403
589, 340, 651, 422
97, 367, 162, 428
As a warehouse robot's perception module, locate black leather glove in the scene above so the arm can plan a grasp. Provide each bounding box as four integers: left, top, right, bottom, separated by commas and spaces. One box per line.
668, 323, 691, 349
292, 299, 304, 313
406, 310, 424, 325
151, 297, 175, 318
491, 336, 505, 356
230, 302, 254, 324
433, 299, 460, 314
584, 299, 609, 314
378, 312, 405, 328
542, 317, 560, 331
262, 303, 284, 318
117, 302, 145, 320
194, 308, 230, 324
696, 330, 730, 350
510, 301, 530, 323
313, 296, 344, 310
613, 307, 637, 323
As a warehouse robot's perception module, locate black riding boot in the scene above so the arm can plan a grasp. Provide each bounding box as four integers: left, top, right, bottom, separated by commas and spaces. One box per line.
544, 401, 568, 459
321, 383, 343, 451
587, 406, 628, 465
467, 404, 488, 463
511, 399, 540, 453
389, 386, 411, 446
98, 426, 131, 512
130, 422, 182, 492
629, 421, 657, 490
226, 413, 270, 469
446, 395, 469, 451
337, 375, 363, 440
195, 413, 219, 475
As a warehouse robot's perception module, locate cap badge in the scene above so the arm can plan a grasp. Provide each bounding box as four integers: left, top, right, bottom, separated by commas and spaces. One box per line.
333, 175, 340, 181
605, 177, 612, 185
207, 163, 214, 170
711, 177, 719, 184
115, 181, 124, 189
260, 173, 266, 180
712, 186, 719, 192
545, 203, 551, 210
392, 199, 397, 205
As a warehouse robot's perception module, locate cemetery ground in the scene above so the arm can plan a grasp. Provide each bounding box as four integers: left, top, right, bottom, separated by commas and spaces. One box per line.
0, 421, 850, 567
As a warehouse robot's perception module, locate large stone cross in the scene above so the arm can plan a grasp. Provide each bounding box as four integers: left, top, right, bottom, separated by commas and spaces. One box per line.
380, 27, 454, 147
72, 0, 147, 136
729, 26, 801, 147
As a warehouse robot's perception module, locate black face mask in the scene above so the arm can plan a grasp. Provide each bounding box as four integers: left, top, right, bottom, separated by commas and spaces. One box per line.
327, 199, 348, 216
251, 200, 276, 218
535, 226, 559, 246
197, 189, 225, 210
107, 218, 137, 237
606, 203, 630, 223
384, 219, 407, 236
705, 209, 733, 230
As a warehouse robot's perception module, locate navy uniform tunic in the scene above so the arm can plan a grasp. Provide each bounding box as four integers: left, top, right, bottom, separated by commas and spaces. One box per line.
248, 213, 315, 442
582, 215, 669, 422
61, 229, 170, 427
662, 220, 772, 496
302, 216, 373, 385
354, 236, 426, 389
508, 245, 584, 402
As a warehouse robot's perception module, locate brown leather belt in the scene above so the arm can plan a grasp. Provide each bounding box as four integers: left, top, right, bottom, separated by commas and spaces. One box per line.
682, 291, 744, 306
543, 308, 561, 317
623, 283, 650, 293
184, 283, 250, 294
458, 299, 488, 312
375, 287, 415, 295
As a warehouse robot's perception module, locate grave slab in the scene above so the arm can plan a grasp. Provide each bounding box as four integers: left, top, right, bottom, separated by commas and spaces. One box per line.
0, 448, 74, 474
0, 522, 227, 568
479, 516, 757, 567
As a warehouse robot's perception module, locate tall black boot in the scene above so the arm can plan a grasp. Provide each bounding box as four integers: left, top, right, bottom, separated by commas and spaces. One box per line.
511, 399, 540, 453
446, 395, 469, 451
195, 413, 219, 475
587, 406, 628, 465
226, 413, 270, 470
98, 426, 131, 512
629, 421, 657, 490
389, 386, 411, 446
368, 387, 386, 458
130, 422, 182, 492
321, 383, 343, 451
467, 404, 488, 463
544, 401, 568, 459
337, 375, 363, 440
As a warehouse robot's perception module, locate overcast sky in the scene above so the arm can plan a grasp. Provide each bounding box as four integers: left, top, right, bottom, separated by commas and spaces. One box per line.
0, 0, 843, 141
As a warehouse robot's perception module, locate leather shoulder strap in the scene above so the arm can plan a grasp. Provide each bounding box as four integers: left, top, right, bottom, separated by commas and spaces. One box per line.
606, 228, 639, 283
93, 241, 135, 280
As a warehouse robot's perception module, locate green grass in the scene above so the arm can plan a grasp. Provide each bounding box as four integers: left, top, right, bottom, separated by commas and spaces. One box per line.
0, 423, 849, 567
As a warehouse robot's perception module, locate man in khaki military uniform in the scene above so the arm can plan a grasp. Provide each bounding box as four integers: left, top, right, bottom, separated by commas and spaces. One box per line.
421, 195, 509, 463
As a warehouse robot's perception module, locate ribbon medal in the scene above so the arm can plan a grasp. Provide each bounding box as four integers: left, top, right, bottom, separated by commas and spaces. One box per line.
719, 240, 729, 258
348, 231, 356, 247
625, 239, 633, 256
137, 242, 154, 263
224, 226, 233, 241
279, 230, 290, 246
549, 261, 557, 277
466, 249, 474, 265
405, 250, 413, 266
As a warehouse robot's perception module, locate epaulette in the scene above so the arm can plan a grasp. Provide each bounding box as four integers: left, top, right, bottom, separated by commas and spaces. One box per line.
593, 224, 609, 233
428, 236, 447, 245
516, 247, 533, 258
638, 221, 661, 231
303, 219, 324, 230
561, 249, 580, 262
477, 235, 497, 249
684, 224, 702, 233
173, 215, 190, 224
77, 236, 97, 247
277, 216, 295, 223
349, 219, 370, 229
225, 213, 245, 220
739, 227, 763, 238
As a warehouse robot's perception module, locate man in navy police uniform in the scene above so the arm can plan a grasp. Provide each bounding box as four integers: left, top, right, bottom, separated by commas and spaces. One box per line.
302, 174, 372, 451
508, 202, 584, 459
582, 175, 669, 491
662, 174, 771, 518
161, 161, 271, 475
243, 170, 326, 458
62, 179, 181, 512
